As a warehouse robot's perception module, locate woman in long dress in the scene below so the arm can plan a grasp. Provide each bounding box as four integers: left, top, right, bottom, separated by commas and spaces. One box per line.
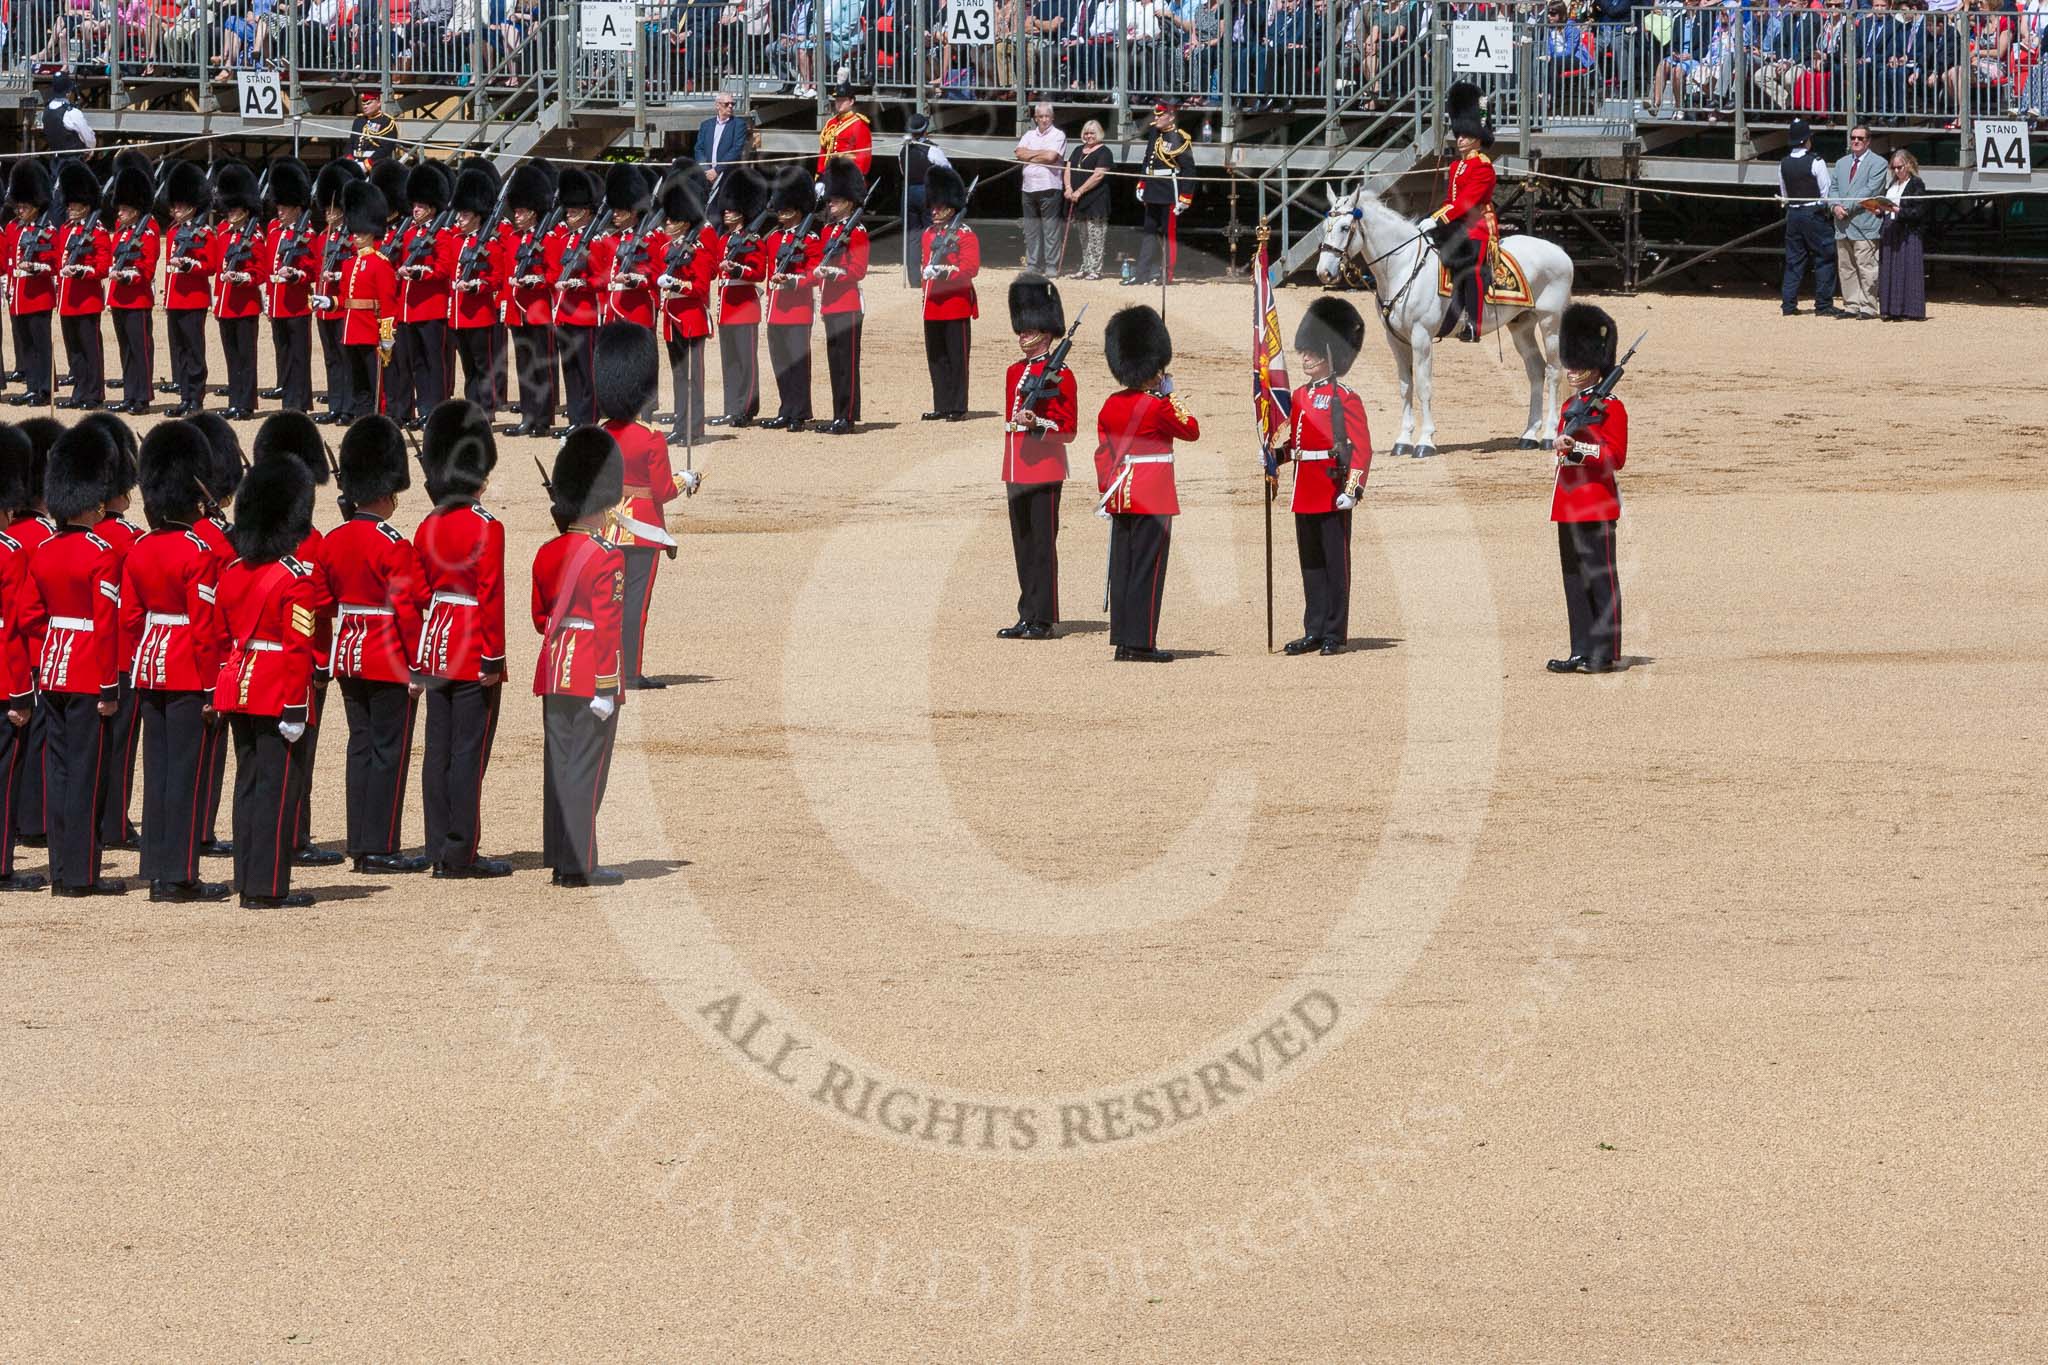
1876, 149, 1928, 321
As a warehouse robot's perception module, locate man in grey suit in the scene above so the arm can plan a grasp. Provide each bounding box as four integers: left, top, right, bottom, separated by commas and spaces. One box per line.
1832, 126, 1889, 321
694, 93, 753, 190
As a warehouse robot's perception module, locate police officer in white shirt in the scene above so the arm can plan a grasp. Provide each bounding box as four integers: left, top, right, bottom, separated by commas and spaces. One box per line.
1778, 119, 1840, 318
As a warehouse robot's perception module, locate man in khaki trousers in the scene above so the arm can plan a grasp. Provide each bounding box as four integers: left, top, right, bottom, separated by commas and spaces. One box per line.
1832, 127, 1889, 321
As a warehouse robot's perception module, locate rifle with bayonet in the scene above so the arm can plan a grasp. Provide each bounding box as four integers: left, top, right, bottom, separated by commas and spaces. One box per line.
1012, 302, 1087, 420
1556, 330, 1646, 461
816, 177, 880, 271
922, 174, 979, 275
458, 177, 515, 285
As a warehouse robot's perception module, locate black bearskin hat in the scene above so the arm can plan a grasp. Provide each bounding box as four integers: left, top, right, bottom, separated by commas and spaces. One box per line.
1008, 274, 1064, 336
189, 412, 245, 501
506, 161, 553, 216
925, 164, 967, 212
8, 160, 52, 211
215, 162, 261, 215
344, 180, 389, 239
139, 420, 217, 526
1447, 80, 1494, 149
0, 424, 35, 516
111, 165, 154, 215
718, 167, 766, 223
57, 162, 101, 211
80, 412, 139, 505
770, 166, 815, 216
19, 418, 61, 499
556, 167, 599, 212
369, 159, 411, 222
45, 420, 117, 522
594, 321, 660, 423
339, 416, 411, 506
1104, 305, 1172, 389
164, 159, 208, 211
453, 166, 498, 220
420, 399, 498, 504
231, 457, 313, 566
407, 161, 451, 212
457, 155, 501, 194
252, 412, 330, 486
1295, 295, 1367, 377
549, 427, 624, 533
314, 159, 362, 216
1560, 302, 1618, 374
270, 157, 313, 209
821, 155, 865, 207
661, 161, 710, 228
606, 163, 653, 217
112, 148, 154, 184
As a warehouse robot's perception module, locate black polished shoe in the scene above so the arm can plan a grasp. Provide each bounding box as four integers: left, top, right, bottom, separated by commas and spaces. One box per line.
110, 831, 140, 851
149, 878, 232, 903
758, 416, 789, 429
292, 845, 346, 867
943, 411, 969, 422
1319, 639, 1345, 655
624, 674, 669, 690
242, 892, 316, 909
10, 370, 27, 384
706, 414, 732, 427
1020, 622, 1054, 640
260, 386, 284, 399
996, 620, 1032, 639
1282, 634, 1323, 656
353, 852, 431, 874
225, 407, 253, 421
783, 420, 807, 434
0, 871, 48, 892
52, 879, 128, 897
728, 415, 753, 429
825, 419, 852, 435
55, 396, 81, 410
313, 412, 337, 426
552, 867, 626, 887
1546, 656, 1587, 674
920, 410, 946, 421
198, 837, 234, 858
433, 857, 514, 879
1113, 645, 1174, 663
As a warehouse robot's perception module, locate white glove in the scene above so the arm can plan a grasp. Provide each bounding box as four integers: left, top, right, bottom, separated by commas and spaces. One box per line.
1096, 502, 1112, 521
1334, 493, 1356, 511
1157, 374, 1175, 395
818, 265, 844, 280
309, 294, 333, 311
920, 265, 939, 281
680, 469, 702, 495
278, 720, 307, 743
657, 273, 681, 290
589, 694, 616, 721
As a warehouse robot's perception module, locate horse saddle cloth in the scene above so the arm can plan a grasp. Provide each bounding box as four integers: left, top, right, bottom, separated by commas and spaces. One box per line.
1438, 242, 1533, 307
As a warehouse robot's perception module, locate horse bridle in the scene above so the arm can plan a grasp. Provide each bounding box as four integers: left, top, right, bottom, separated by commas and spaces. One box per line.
1324, 203, 1434, 332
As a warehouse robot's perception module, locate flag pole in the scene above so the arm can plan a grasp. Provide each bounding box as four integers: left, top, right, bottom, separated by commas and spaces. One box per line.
1257, 219, 1274, 654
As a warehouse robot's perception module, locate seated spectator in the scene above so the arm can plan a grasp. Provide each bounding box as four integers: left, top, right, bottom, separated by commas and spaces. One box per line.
406, 0, 456, 73
1648, 0, 1713, 116
1540, 1, 1596, 116
1945, 0, 2010, 125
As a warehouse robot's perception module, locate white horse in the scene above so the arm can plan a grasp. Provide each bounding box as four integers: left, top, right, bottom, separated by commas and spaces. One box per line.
1314, 185, 1574, 459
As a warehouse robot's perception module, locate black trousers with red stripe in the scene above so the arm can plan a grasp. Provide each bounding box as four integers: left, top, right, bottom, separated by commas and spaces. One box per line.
60, 311, 106, 406
344, 345, 380, 421
0, 705, 28, 876
390, 318, 450, 423
557, 322, 597, 427
619, 547, 661, 682
296, 675, 329, 850
421, 678, 500, 871
167, 308, 207, 409
824, 311, 861, 424
923, 318, 970, 416
338, 678, 418, 856
270, 314, 313, 414
717, 322, 758, 423
1558, 518, 1622, 666
230, 713, 304, 900
218, 314, 258, 412
512, 323, 557, 428
542, 694, 618, 878
12, 310, 52, 399
1006, 482, 1061, 627
200, 709, 230, 843
97, 672, 138, 847
766, 321, 812, 425
16, 694, 47, 840
453, 324, 503, 417
317, 316, 349, 418
138, 689, 208, 883
665, 333, 707, 440
112, 306, 153, 409
1108, 513, 1172, 650
1295, 509, 1354, 645
43, 691, 108, 890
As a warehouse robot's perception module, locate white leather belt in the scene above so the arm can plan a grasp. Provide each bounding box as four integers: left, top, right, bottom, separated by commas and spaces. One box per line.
1296, 448, 1333, 462
50, 615, 92, 631
145, 612, 190, 626
1125, 454, 1173, 465
337, 603, 395, 617
559, 616, 594, 631
245, 639, 283, 652
613, 512, 677, 549
430, 591, 478, 607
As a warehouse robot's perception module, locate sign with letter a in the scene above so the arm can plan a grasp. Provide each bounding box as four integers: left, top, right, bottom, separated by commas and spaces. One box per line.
1975, 120, 2031, 177
581, 0, 636, 51
946, 0, 995, 46
237, 70, 284, 121
1452, 20, 1514, 74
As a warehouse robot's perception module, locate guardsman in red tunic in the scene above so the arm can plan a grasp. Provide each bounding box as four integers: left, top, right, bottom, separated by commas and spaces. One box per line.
53, 163, 111, 412
411, 400, 511, 879
326, 417, 429, 874
448, 168, 508, 420
533, 427, 627, 888
19, 422, 124, 895
264, 159, 322, 417
1431, 81, 1499, 345
337, 182, 400, 422
595, 323, 698, 693
814, 157, 870, 436
160, 162, 216, 418
392, 162, 459, 429
548, 169, 614, 429
1548, 303, 1628, 675
185, 412, 245, 858
5, 163, 63, 409
251, 412, 344, 866
0, 424, 47, 891
502, 163, 560, 437
211, 457, 321, 908
105, 165, 160, 416
817, 83, 874, 175
601, 165, 665, 334
761, 168, 822, 433
1096, 305, 1197, 663
309, 160, 365, 425
709, 168, 770, 430
997, 276, 1076, 640
122, 422, 232, 900
210, 164, 268, 418
654, 162, 714, 445
83, 415, 142, 850
1270, 296, 1372, 657
919, 165, 979, 422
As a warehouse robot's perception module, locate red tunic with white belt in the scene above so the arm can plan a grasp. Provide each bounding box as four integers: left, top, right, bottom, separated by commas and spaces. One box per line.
0, 527, 37, 709
604, 226, 668, 328
19, 526, 123, 703
266, 220, 322, 318
1552, 395, 1627, 523
763, 226, 821, 326
322, 514, 426, 684
4, 219, 61, 316
1002, 355, 1076, 486
449, 226, 507, 331
1094, 389, 1198, 517
547, 225, 614, 328
714, 229, 769, 328
505, 222, 557, 327
920, 225, 980, 321
107, 221, 160, 312
6, 514, 57, 673
412, 501, 507, 681
211, 218, 268, 319
54, 220, 111, 317
531, 529, 625, 699
816, 221, 868, 316
602, 421, 680, 552
1279, 378, 1372, 516
658, 227, 716, 342
211, 556, 318, 722
396, 222, 458, 325
119, 524, 223, 692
